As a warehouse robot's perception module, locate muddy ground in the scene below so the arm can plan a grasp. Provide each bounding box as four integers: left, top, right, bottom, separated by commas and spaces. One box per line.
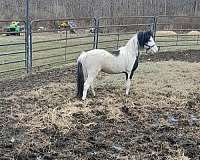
0, 50, 200, 160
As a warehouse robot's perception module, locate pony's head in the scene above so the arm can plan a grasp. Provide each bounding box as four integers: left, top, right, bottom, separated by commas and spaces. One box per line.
137, 31, 158, 53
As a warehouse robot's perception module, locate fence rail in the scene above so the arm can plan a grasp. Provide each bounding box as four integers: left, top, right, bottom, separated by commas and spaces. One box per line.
0, 15, 200, 78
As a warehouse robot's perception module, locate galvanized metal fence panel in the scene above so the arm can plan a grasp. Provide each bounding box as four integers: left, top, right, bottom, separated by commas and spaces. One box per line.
30, 18, 96, 71
1, 15, 200, 79
155, 16, 200, 52
96, 16, 155, 51
0, 20, 26, 76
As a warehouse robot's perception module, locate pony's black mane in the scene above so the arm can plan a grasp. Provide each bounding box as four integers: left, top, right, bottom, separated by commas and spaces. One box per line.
137, 31, 153, 48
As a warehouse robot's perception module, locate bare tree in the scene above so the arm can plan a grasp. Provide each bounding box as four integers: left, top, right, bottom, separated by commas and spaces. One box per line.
0, 0, 199, 20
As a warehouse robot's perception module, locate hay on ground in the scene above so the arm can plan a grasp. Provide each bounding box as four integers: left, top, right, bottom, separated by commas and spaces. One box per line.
187, 30, 200, 36
156, 31, 177, 36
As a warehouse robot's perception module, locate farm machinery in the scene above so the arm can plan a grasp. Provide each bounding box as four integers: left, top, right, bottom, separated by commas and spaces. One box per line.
58, 21, 76, 33
3, 21, 22, 36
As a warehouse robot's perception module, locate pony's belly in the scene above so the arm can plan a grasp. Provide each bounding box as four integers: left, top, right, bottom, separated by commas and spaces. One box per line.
101, 63, 125, 74
102, 68, 118, 74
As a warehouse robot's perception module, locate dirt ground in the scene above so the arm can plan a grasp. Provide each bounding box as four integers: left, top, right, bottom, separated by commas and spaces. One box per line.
0, 50, 200, 160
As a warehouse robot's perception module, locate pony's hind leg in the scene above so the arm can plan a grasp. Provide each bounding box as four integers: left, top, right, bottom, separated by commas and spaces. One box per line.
82, 76, 95, 100
126, 78, 131, 95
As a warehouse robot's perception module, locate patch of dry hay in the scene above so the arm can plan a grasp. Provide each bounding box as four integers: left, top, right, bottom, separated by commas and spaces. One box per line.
156, 31, 177, 36
187, 30, 200, 35
1, 60, 200, 159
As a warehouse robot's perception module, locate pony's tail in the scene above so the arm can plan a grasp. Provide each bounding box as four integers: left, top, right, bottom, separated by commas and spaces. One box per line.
76, 61, 84, 98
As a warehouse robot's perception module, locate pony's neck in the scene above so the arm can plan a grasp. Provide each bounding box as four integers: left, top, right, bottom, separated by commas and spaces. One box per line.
125, 35, 139, 57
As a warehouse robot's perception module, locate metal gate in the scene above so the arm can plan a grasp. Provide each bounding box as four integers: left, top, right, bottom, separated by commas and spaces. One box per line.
30, 18, 96, 72
0, 20, 26, 77
96, 16, 155, 51
1, 15, 200, 79
155, 16, 200, 52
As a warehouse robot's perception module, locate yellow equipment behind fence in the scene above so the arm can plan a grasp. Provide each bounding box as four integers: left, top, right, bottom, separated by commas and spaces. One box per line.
58, 21, 76, 33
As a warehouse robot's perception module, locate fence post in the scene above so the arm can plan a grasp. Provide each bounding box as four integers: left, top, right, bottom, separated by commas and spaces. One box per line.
95, 18, 100, 49
150, 16, 157, 40
93, 18, 97, 49
29, 22, 33, 70
65, 28, 68, 63
24, 20, 27, 71
117, 32, 120, 49
25, 0, 32, 73
176, 34, 179, 46
153, 16, 157, 40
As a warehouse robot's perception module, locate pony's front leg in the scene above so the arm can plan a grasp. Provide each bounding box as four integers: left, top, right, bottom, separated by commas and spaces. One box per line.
125, 78, 131, 95
82, 76, 94, 100
91, 82, 95, 97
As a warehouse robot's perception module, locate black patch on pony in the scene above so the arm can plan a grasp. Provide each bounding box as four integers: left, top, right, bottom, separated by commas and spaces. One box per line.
123, 55, 139, 80
76, 62, 84, 98
137, 31, 153, 48
112, 49, 120, 56
130, 55, 139, 79
123, 72, 128, 80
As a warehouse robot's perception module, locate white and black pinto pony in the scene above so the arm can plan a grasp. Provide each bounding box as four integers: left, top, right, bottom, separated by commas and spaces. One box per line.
76, 31, 158, 100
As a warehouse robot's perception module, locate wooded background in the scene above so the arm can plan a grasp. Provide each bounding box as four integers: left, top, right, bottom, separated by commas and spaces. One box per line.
0, 0, 199, 19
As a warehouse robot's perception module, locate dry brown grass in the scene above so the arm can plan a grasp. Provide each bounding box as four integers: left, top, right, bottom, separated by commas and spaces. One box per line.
156, 31, 177, 36
0, 60, 199, 159
187, 31, 200, 36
